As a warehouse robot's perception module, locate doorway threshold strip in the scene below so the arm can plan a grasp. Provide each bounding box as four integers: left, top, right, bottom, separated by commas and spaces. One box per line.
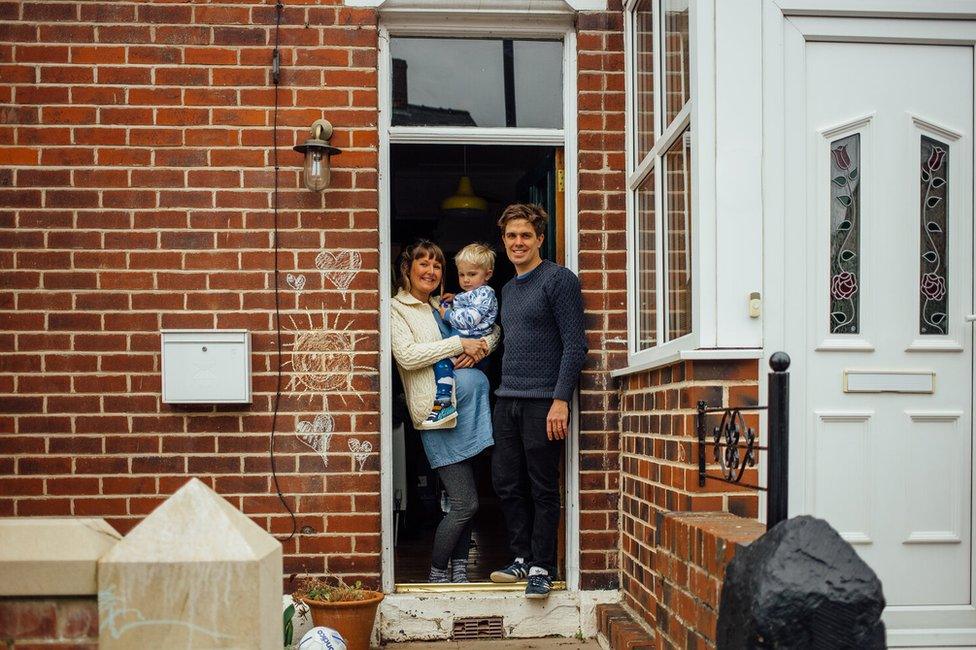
395, 581, 568, 593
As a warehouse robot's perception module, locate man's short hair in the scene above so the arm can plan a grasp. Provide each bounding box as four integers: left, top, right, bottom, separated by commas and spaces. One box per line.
455, 243, 496, 271
497, 203, 548, 237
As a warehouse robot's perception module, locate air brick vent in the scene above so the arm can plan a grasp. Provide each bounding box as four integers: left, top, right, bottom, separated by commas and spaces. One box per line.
452, 615, 504, 640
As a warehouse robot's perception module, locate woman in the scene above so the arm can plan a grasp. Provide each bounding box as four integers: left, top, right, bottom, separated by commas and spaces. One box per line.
390, 240, 499, 583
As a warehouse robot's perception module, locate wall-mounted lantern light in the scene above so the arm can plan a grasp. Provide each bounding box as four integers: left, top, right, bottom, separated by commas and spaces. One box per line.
293, 119, 342, 192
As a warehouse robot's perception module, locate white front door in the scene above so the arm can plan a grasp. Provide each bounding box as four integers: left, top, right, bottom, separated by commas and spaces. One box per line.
776, 15, 976, 646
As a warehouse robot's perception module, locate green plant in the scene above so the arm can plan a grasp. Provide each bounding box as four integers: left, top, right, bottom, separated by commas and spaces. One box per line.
292, 577, 372, 603
283, 603, 295, 646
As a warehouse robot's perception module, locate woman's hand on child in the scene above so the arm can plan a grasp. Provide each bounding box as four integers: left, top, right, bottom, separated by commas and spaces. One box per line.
455, 338, 488, 368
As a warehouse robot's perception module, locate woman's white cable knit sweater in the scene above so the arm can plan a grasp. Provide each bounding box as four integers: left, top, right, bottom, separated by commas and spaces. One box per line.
390, 288, 500, 430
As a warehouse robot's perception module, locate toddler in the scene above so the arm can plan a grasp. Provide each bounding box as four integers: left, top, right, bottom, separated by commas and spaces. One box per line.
423, 243, 498, 427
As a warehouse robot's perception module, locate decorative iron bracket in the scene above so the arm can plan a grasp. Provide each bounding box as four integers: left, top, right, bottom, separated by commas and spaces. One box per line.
696, 352, 791, 529
697, 403, 767, 491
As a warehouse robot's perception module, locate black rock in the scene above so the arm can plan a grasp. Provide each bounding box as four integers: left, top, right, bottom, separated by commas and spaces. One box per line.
717, 515, 886, 649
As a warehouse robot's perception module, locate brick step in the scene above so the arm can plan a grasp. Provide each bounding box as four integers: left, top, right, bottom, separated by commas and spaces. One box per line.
595, 603, 654, 650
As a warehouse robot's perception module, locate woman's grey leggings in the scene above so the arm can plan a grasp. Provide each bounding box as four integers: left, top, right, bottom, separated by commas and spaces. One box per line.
431, 458, 479, 570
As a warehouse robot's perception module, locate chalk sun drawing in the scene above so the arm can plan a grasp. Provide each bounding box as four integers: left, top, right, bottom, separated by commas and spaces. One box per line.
283, 309, 372, 405
286, 272, 306, 293
315, 249, 362, 301
348, 438, 372, 472
296, 412, 335, 467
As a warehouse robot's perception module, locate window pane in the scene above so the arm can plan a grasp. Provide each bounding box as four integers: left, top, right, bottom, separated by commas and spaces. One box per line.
390, 37, 563, 128
514, 41, 564, 129
919, 135, 949, 335
634, 0, 655, 160
636, 168, 657, 350
662, 0, 690, 126
829, 134, 860, 334
664, 129, 692, 340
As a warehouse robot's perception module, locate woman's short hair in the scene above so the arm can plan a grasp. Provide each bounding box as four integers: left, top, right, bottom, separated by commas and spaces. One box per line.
454, 242, 496, 271
497, 203, 548, 237
397, 239, 446, 293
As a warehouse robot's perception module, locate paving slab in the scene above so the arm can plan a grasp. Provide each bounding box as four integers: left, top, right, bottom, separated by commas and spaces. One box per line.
383, 638, 600, 649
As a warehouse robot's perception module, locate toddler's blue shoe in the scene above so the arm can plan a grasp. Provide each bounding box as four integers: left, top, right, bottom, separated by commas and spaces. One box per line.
421, 403, 456, 428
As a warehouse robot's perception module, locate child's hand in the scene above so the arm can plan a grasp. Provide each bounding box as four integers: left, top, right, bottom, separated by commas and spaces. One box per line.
440, 293, 455, 305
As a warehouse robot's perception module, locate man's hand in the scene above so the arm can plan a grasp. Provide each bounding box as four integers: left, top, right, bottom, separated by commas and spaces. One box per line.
547, 399, 569, 441
455, 338, 487, 369
454, 353, 476, 369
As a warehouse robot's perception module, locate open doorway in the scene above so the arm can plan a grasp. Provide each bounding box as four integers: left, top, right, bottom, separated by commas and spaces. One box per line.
390, 143, 565, 585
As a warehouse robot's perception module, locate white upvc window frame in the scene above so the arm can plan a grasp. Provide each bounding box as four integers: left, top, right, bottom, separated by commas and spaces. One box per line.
623, 0, 705, 369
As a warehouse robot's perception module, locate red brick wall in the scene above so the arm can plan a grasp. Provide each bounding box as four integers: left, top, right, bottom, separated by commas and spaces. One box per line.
617, 360, 759, 629
577, 5, 628, 590
0, 598, 98, 649
653, 512, 763, 649
0, 0, 382, 585
0, 1, 626, 593
596, 513, 763, 650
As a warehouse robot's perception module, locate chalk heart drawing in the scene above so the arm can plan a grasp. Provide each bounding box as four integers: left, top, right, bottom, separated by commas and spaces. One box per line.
286, 273, 306, 292
296, 413, 335, 467
348, 438, 372, 472
315, 250, 362, 299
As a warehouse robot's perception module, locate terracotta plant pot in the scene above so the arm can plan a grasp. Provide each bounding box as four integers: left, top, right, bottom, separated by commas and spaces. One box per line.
299, 591, 384, 650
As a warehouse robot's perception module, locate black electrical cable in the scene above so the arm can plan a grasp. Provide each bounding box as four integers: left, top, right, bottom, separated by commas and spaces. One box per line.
269, 0, 297, 543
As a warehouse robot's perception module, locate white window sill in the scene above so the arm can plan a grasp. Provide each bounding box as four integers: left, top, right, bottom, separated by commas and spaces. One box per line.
610, 348, 763, 379
345, 0, 606, 11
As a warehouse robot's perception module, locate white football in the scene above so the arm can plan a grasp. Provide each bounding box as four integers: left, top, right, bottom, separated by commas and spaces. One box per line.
299, 626, 348, 650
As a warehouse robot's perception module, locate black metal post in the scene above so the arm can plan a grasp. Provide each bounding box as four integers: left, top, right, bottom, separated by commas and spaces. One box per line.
766, 352, 791, 529
697, 400, 707, 487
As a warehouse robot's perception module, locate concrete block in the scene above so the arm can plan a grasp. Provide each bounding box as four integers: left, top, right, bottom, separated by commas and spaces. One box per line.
98, 478, 282, 649
0, 518, 121, 596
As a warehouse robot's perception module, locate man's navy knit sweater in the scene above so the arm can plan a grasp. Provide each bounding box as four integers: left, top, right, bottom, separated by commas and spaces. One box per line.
496, 259, 588, 402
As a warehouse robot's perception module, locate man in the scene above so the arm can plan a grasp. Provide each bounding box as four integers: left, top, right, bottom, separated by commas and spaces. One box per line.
489, 203, 588, 599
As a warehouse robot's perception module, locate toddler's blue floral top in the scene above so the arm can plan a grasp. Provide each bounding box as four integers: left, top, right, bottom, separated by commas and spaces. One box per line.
443, 285, 497, 337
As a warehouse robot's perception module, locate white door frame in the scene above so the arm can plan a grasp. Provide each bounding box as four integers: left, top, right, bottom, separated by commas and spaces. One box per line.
761, 3, 976, 645
377, 14, 581, 593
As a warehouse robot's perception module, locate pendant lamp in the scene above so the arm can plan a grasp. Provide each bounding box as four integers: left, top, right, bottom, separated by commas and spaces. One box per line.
441, 146, 487, 213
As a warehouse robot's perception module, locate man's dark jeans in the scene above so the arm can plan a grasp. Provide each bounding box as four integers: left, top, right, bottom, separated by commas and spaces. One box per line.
491, 397, 563, 577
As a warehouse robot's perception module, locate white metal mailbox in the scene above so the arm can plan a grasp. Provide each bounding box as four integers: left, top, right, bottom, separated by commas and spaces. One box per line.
160, 330, 252, 404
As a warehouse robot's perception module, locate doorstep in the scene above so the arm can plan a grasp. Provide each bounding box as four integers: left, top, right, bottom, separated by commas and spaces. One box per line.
378, 589, 620, 643
394, 581, 568, 593
382, 639, 601, 648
